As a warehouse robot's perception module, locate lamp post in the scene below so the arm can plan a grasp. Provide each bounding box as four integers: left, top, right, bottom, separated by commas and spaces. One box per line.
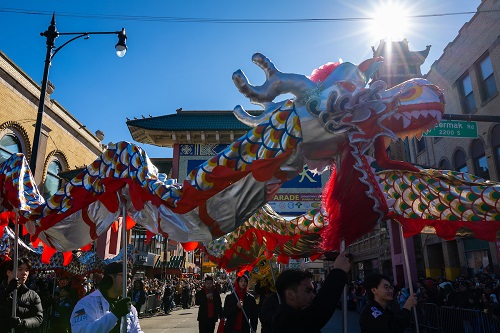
30, 13, 127, 175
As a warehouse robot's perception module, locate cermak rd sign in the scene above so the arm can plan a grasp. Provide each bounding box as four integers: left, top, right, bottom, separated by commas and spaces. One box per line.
424, 120, 478, 138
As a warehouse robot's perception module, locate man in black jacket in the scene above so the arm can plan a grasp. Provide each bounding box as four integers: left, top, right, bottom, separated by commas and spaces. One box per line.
195, 275, 223, 333
272, 251, 351, 333
0, 257, 43, 333
359, 272, 417, 333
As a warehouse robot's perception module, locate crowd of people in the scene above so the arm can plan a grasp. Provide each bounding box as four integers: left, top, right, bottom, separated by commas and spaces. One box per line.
345, 272, 500, 320
2, 255, 500, 333
0, 256, 235, 333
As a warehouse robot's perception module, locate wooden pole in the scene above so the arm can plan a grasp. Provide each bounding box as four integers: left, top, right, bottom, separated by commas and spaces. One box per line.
11, 210, 19, 333
399, 224, 420, 333
121, 206, 128, 333
340, 240, 348, 333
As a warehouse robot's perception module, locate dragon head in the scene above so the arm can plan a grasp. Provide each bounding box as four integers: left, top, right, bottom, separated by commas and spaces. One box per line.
233, 53, 444, 163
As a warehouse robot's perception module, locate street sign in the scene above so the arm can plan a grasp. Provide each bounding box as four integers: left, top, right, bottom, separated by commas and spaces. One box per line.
423, 120, 478, 138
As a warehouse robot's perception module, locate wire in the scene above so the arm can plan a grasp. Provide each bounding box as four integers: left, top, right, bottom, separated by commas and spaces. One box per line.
0, 7, 498, 24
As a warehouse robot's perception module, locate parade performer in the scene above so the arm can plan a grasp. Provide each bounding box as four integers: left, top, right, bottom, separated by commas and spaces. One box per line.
195, 275, 223, 333
359, 272, 417, 333
272, 251, 350, 333
70, 262, 143, 333
0, 257, 43, 333
224, 275, 258, 333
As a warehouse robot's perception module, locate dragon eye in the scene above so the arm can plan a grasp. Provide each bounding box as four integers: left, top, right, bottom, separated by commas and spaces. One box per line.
306, 97, 322, 116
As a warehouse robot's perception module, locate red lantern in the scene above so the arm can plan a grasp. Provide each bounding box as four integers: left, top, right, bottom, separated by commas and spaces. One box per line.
181, 241, 198, 251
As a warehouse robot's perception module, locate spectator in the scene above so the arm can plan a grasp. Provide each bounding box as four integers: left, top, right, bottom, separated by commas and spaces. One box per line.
0, 257, 43, 333
182, 281, 191, 309
52, 285, 75, 333
258, 292, 279, 333
162, 282, 174, 314
128, 280, 147, 314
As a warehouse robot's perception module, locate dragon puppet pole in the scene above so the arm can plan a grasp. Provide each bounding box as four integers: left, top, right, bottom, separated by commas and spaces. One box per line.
224, 271, 254, 333
268, 256, 281, 304
11, 209, 19, 333
399, 224, 420, 333
121, 205, 128, 333
340, 240, 348, 333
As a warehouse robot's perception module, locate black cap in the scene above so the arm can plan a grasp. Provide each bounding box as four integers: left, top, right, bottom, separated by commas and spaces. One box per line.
104, 262, 123, 276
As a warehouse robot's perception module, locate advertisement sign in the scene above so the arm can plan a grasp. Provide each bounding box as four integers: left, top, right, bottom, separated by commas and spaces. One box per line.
269, 193, 322, 215
180, 144, 325, 216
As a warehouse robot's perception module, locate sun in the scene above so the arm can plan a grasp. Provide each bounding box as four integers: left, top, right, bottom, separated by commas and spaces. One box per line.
370, 2, 410, 41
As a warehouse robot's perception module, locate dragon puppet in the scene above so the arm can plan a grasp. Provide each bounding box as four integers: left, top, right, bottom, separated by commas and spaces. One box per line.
20, 52, 448, 254
198, 52, 445, 250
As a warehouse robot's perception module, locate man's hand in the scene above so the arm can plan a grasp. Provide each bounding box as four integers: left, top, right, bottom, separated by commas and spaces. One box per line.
403, 293, 418, 310
111, 297, 132, 318
6, 278, 19, 294
9, 317, 24, 328
333, 251, 351, 273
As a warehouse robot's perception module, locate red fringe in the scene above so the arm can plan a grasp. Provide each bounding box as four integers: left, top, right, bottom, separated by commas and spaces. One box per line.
321, 149, 385, 251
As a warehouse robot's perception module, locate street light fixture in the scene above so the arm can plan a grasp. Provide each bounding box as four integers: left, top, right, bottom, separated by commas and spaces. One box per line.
30, 13, 127, 176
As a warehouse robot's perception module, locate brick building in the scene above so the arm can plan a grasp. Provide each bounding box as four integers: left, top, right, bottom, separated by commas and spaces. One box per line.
408, 0, 500, 278
0, 50, 104, 196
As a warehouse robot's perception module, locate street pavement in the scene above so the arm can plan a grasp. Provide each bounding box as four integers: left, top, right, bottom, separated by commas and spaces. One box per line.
138, 293, 363, 333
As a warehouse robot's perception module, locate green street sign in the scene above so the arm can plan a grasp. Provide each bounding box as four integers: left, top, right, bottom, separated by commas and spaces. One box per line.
423, 120, 478, 138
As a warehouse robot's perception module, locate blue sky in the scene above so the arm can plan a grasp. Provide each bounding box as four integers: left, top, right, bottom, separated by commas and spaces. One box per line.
0, 1, 479, 158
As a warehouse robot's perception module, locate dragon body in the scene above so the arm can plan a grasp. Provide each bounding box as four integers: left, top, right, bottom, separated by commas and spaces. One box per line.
7, 53, 499, 264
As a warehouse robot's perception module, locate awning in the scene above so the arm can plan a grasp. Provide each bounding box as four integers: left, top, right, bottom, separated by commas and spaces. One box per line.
166, 255, 185, 269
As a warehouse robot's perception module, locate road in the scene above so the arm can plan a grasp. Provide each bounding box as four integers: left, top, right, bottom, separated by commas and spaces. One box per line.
138, 293, 363, 333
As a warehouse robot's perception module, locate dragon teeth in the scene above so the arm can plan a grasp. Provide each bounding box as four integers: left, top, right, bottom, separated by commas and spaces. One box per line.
402, 116, 411, 129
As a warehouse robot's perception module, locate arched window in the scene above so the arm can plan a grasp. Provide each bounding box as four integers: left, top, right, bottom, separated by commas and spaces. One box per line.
453, 149, 468, 173
0, 133, 22, 163
471, 139, 490, 180
439, 159, 451, 170
44, 159, 62, 199
492, 125, 500, 179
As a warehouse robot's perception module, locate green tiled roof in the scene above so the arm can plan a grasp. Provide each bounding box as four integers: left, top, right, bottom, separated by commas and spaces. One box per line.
150, 158, 173, 174
127, 110, 262, 131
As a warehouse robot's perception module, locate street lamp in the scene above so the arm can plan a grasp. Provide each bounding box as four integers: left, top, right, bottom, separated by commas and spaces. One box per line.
30, 13, 127, 175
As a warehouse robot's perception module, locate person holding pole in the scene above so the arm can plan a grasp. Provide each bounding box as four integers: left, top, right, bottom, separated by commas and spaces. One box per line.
223, 275, 258, 333
272, 251, 351, 333
70, 262, 143, 333
359, 272, 417, 333
0, 257, 43, 333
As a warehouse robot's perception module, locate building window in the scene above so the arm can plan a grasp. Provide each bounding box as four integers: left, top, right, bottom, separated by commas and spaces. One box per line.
44, 159, 62, 199
0, 133, 21, 163
453, 149, 468, 173
416, 137, 426, 153
477, 54, 497, 101
471, 139, 490, 180
439, 159, 451, 170
459, 73, 476, 114
491, 125, 500, 179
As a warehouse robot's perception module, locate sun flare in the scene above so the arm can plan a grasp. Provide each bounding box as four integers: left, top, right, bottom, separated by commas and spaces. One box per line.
370, 2, 410, 41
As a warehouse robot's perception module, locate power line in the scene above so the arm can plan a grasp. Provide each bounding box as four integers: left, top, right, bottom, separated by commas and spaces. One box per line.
0, 7, 497, 24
